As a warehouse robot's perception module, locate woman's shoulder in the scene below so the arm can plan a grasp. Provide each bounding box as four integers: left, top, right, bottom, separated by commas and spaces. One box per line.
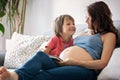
102, 32, 116, 37
101, 32, 116, 41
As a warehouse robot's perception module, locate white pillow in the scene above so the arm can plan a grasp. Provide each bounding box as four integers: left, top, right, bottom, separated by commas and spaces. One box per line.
4, 32, 50, 69
97, 48, 120, 80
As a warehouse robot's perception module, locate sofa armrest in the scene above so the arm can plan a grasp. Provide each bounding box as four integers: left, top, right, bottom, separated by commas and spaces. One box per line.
0, 51, 6, 66
97, 48, 120, 80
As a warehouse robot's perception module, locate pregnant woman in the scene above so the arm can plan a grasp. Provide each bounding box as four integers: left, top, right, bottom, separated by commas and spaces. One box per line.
0, 1, 117, 80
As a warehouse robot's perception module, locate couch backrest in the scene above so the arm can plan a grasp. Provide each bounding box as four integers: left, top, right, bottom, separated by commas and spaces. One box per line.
113, 20, 120, 47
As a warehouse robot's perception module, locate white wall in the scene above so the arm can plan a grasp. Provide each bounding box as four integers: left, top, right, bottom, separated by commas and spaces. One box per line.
24, 0, 120, 36
24, 0, 53, 36
53, 0, 120, 23
0, 0, 120, 50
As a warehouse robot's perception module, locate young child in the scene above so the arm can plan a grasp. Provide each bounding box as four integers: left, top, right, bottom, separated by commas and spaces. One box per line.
42, 14, 76, 57
0, 14, 76, 80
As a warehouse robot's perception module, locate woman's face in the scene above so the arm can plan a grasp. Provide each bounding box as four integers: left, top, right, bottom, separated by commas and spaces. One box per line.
85, 12, 92, 29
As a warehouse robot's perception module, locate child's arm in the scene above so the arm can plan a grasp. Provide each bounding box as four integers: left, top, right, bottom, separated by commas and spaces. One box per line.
38, 35, 57, 55
43, 47, 51, 54
37, 41, 51, 54
37, 41, 52, 54
43, 36, 57, 54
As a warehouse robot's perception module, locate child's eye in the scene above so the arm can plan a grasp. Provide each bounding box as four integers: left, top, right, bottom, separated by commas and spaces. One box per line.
67, 23, 70, 25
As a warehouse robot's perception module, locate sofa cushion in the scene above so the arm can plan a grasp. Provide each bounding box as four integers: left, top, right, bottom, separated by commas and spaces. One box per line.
97, 48, 120, 80
4, 32, 50, 69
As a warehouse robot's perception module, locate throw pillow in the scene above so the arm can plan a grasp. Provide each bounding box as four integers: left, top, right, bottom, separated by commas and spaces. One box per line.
4, 32, 50, 69
97, 48, 120, 80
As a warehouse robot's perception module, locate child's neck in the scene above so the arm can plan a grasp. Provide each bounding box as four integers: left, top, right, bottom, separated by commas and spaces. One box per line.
61, 35, 72, 43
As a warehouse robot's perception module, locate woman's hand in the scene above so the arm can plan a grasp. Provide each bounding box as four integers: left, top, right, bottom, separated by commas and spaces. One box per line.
58, 58, 78, 66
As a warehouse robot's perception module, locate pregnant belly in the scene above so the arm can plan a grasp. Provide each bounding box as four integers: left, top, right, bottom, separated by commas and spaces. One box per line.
59, 46, 93, 61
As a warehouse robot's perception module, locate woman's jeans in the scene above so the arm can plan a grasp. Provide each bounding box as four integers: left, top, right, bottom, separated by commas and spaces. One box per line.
15, 51, 97, 80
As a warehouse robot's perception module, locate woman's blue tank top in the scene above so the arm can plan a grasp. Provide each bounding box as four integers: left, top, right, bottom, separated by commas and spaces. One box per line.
74, 33, 103, 60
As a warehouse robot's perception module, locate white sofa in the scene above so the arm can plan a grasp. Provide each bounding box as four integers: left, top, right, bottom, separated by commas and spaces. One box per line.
0, 20, 120, 80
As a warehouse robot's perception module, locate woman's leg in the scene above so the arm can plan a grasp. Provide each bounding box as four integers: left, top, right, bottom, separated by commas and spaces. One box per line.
54, 66, 97, 80
0, 52, 97, 80
15, 51, 58, 80
34, 66, 97, 80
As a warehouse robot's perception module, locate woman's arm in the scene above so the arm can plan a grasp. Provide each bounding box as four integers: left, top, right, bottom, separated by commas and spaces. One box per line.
78, 33, 116, 70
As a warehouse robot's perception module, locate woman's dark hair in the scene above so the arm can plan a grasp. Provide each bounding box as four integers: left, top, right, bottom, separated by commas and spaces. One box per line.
54, 14, 74, 37
87, 1, 117, 35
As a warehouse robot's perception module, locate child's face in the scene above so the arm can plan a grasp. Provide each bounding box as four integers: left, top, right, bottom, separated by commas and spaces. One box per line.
62, 17, 76, 36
